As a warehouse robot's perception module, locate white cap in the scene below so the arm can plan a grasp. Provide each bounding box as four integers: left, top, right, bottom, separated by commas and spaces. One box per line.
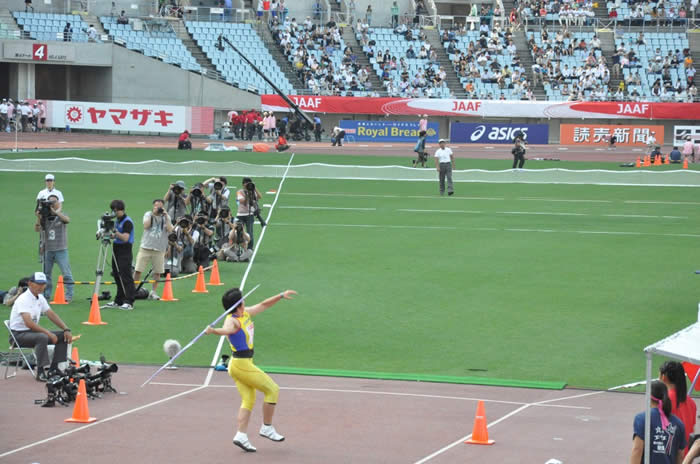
45, 174, 55, 181
30, 272, 47, 284
439, 139, 447, 143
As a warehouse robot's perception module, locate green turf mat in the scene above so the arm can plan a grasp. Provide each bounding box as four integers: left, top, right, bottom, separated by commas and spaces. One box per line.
260, 366, 567, 390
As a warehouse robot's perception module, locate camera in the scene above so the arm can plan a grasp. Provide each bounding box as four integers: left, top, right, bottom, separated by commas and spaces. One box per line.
96, 211, 117, 240
155, 207, 165, 215
172, 185, 184, 195
37, 199, 56, 218
214, 181, 223, 191
191, 186, 203, 197
219, 207, 230, 219
195, 215, 207, 225
168, 232, 178, 243
178, 218, 190, 228
245, 182, 256, 192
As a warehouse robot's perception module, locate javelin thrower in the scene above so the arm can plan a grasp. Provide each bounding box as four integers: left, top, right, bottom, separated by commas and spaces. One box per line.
205, 287, 297, 453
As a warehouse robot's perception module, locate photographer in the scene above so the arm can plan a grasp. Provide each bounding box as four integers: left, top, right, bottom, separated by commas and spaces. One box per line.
331, 126, 346, 146
164, 229, 184, 277
173, 215, 197, 274
35, 194, 74, 303
203, 176, 231, 220
164, 180, 188, 225
236, 177, 264, 249
2, 276, 30, 307
9, 272, 72, 381
217, 219, 252, 262
106, 200, 136, 310
512, 134, 527, 169
133, 199, 173, 301
186, 182, 209, 217
213, 207, 235, 250
191, 211, 214, 269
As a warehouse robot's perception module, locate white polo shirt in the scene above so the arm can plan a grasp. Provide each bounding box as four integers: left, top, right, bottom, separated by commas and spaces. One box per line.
435, 147, 453, 163
36, 187, 64, 203
9, 289, 50, 331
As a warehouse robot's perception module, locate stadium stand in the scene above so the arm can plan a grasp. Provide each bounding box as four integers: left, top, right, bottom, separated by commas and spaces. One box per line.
443, 25, 526, 100
101, 16, 201, 72
13, 12, 89, 42
186, 21, 293, 94
361, 26, 452, 98
606, 0, 688, 23
271, 17, 372, 96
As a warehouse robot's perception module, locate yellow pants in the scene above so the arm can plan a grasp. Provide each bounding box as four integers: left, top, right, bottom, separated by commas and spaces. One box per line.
228, 357, 279, 411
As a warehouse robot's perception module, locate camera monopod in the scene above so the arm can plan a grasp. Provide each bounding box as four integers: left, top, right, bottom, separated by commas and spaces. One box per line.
140, 283, 260, 387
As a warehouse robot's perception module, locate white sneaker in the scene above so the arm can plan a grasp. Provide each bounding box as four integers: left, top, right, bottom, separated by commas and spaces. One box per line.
233, 433, 256, 452
148, 290, 160, 300
259, 424, 285, 442
119, 303, 134, 311
104, 301, 119, 308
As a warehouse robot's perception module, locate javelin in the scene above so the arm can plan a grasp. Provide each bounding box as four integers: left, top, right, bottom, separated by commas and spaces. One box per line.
141, 283, 260, 387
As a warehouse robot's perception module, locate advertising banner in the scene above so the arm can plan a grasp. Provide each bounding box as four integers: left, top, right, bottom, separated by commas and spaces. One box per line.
43, 100, 214, 134
339, 120, 440, 142
3, 41, 76, 62
450, 122, 549, 144
673, 125, 700, 146
560, 124, 664, 146
261, 95, 700, 120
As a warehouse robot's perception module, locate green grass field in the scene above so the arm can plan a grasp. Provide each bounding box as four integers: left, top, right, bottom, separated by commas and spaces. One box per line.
1, 148, 698, 390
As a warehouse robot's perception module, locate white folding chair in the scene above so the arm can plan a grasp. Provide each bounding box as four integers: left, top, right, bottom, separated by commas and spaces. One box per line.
3, 320, 36, 379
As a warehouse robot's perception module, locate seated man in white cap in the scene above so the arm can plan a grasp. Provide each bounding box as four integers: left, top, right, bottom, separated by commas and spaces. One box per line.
8, 272, 72, 381
36, 174, 64, 207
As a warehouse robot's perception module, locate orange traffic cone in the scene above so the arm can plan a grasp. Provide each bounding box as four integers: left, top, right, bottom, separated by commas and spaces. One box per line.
51, 275, 68, 304
71, 346, 80, 367
192, 266, 208, 293
635, 157, 641, 168
65, 379, 97, 423
208, 259, 224, 286
161, 273, 179, 301
643, 155, 651, 167
83, 294, 108, 325
654, 154, 661, 166
683, 158, 689, 169
465, 401, 495, 445
664, 155, 670, 165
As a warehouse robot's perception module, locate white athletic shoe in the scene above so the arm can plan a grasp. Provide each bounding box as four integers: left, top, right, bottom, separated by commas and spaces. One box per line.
119, 303, 134, 311
233, 433, 256, 452
148, 290, 160, 300
103, 301, 119, 308
259, 425, 285, 442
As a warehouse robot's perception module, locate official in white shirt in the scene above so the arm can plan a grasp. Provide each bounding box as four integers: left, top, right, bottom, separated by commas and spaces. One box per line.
36, 173, 65, 205
434, 139, 455, 196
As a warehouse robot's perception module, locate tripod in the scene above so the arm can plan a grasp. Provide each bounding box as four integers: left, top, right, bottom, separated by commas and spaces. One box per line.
93, 236, 114, 298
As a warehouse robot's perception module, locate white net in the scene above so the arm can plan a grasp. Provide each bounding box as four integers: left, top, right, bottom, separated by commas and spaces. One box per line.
1, 157, 699, 187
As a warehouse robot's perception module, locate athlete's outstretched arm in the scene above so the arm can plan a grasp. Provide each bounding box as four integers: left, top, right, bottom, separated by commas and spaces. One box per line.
247, 290, 297, 317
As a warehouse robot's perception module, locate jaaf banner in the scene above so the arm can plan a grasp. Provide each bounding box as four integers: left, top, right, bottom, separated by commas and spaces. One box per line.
339, 120, 440, 142
261, 95, 700, 120
450, 122, 549, 144
560, 124, 664, 146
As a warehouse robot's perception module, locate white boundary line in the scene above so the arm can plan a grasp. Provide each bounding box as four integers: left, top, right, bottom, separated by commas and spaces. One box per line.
150, 382, 591, 410
205, 153, 296, 386
279, 206, 377, 211
0, 385, 207, 459
413, 404, 531, 464
271, 222, 700, 238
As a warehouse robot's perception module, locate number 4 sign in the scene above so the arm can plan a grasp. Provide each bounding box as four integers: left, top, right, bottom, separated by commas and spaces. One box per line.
32, 44, 47, 61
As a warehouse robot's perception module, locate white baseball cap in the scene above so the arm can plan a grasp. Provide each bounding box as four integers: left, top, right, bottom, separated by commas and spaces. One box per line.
439, 139, 447, 143
30, 272, 47, 284
45, 174, 55, 181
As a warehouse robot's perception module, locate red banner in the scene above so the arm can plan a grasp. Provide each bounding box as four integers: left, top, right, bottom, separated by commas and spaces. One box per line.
261, 95, 700, 120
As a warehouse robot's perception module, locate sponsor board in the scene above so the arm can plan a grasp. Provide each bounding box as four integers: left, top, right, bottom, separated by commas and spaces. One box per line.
261, 95, 700, 120
3, 42, 75, 62
450, 123, 549, 144
673, 126, 700, 146
42, 100, 213, 134
560, 124, 664, 146
339, 120, 439, 142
